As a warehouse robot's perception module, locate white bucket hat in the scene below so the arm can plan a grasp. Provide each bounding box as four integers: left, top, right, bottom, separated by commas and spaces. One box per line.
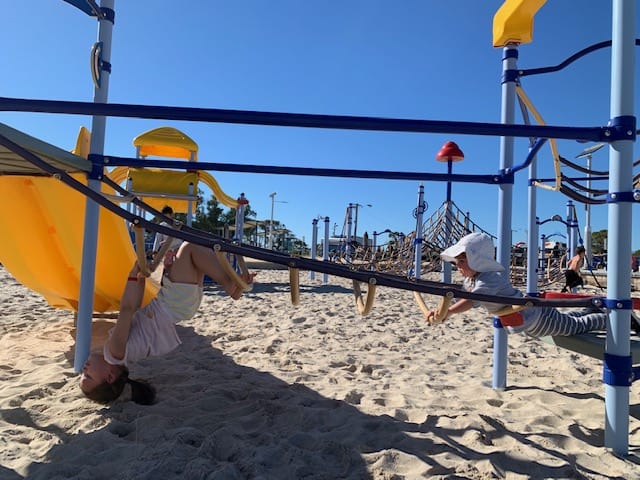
441, 232, 504, 272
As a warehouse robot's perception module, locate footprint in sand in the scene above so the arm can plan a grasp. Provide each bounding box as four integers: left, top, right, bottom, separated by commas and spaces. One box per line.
344, 390, 364, 405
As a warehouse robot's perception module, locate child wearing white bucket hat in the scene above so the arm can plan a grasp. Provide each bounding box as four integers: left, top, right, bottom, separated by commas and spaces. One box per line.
430, 232, 623, 337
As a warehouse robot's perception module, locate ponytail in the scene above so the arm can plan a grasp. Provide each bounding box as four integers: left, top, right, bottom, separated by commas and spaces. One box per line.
83, 367, 156, 405
126, 377, 157, 405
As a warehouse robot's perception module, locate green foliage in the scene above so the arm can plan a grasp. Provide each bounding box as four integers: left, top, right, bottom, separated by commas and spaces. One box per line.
290, 238, 309, 255
193, 196, 224, 234
165, 191, 294, 245
186, 193, 260, 236
220, 204, 257, 226
591, 229, 607, 253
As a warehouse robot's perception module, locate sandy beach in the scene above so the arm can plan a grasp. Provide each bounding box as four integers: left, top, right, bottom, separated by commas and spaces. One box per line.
1, 264, 639, 479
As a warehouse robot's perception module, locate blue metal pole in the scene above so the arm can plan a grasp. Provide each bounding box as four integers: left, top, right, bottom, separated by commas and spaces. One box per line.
187, 182, 194, 227
604, 0, 635, 455
539, 233, 546, 281
526, 151, 538, 296
413, 183, 425, 279
74, 0, 115, 372
442, 162, 453, 283
493, 44, 517, 389
566, 200, 574, 256
346, 204, 353, 261
310, 218, 318, 280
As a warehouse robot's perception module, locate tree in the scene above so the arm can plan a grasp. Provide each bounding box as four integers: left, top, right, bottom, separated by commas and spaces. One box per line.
591, 229, 608, 253
220, 204, 257, 226
192, 196, 224, 234
291, 238, 308, 255
164, 191, 270, 242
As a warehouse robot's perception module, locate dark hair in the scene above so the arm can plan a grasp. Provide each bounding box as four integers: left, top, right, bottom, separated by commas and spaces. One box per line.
576, 246, 586, 254
161, 205, 174, 215
83, 367, 156, 406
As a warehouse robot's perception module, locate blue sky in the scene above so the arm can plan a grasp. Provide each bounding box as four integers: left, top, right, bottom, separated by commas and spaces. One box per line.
2, 1, 639, 250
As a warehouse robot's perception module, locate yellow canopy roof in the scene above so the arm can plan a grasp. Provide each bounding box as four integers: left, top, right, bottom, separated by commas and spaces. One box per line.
133, 127, 199, 161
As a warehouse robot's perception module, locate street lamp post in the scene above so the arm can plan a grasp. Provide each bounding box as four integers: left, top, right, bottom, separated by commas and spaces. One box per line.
268, 192, 276, 249
268, 192, 287, 250
575, 143, 605, 265
352, 203, 372, 240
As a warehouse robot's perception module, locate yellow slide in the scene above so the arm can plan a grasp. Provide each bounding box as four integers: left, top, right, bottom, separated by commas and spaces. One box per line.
0, 124, 239, 314
107, 167, 240, 210
0, 122, 159, 312
0, 174, 158, 312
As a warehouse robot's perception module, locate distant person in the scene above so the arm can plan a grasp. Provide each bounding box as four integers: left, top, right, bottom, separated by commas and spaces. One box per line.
152, 206, 180, 252
79, 242, 256, 405
152, 206, 183, 274
562, 246, 586, 293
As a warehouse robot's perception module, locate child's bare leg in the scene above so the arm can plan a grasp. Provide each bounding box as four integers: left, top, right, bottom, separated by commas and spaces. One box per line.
169, 243, 251, 299
169, 243, 233, 290
166, 243, 203, 284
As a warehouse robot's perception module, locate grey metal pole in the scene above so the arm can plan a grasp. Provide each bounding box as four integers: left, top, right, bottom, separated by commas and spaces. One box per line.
493, 43, 517, 390
74, 0, 115, 372
310, 218, 318, 281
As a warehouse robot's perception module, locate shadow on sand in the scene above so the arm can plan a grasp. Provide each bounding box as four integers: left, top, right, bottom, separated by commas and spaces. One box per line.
4, 324, 634, 479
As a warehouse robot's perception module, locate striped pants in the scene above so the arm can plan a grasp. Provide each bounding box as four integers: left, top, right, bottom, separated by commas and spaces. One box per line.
526, 308, 608, 337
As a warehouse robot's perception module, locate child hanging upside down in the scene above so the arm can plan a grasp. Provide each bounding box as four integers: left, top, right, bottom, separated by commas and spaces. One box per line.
426, 233, 640, 337
79, 242, 256, 405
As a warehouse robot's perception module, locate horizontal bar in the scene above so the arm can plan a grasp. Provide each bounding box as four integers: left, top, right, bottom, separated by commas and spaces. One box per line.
96, 155, 508, 184
0, 96, 608, 142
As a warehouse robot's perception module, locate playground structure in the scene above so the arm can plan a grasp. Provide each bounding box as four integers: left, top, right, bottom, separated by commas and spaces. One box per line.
110, 126, 242, 215
0, 123, 244, 312
1, 0, 640, 456
328, 195, 495, 277
325, 141, 498, 277
325, 185, 577, 290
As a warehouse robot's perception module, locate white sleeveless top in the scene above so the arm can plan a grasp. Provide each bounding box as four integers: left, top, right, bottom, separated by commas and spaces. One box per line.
104, 278, 203, 366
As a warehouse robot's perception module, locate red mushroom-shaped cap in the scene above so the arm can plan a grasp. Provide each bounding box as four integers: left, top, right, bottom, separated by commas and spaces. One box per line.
436, 141, 464, 163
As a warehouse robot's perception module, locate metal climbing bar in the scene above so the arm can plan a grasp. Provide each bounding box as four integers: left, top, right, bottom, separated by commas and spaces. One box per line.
0, 96, 614, 142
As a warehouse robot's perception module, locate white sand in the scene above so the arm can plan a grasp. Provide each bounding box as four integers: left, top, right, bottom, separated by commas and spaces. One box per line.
0, 265, 639, 479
